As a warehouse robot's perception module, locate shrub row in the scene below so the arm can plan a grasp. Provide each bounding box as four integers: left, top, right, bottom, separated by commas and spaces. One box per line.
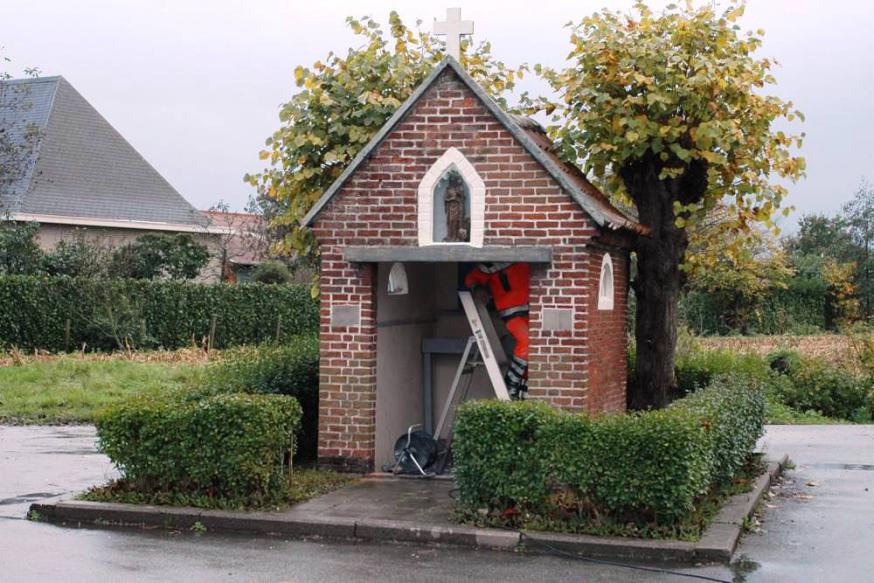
453, 374, 766, 526
199, 336, 320, 462
96, 393, 302, 501
665, 339, 874, 423
681, 280, 828, 336
0, 275, 319, 351
767, 353, 874, 422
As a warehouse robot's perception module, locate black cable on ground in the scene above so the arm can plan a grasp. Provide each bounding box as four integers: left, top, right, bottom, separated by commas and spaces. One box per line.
447, 487, 732, 583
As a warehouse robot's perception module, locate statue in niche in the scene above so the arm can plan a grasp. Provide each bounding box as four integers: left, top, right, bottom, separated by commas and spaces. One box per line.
443, 172, 470, 242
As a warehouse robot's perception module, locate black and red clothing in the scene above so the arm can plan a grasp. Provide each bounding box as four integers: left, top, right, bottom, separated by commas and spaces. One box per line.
465, 262, 530, 400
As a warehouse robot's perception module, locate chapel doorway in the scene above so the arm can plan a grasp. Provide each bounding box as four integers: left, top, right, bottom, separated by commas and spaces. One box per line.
373, 261, 512, 468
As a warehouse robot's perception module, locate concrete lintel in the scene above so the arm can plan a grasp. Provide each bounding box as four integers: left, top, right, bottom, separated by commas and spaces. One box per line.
343, 245, 552, 264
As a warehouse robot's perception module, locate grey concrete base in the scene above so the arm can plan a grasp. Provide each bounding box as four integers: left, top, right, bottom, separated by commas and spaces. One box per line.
30, 456, 787, 564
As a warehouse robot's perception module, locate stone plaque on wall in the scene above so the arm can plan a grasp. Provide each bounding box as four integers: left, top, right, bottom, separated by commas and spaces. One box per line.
330, 305, 360, 329
542, 308, 574, 332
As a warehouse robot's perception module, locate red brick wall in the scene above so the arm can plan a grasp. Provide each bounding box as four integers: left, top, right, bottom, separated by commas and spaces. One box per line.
311, 69, 629, 469
584, 249, 629, 413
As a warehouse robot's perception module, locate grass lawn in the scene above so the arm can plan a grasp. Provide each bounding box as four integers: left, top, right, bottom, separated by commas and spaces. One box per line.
0, 357, 206, 424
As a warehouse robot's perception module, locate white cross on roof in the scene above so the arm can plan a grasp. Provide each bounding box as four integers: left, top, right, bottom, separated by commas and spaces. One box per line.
433, 7, 474, 62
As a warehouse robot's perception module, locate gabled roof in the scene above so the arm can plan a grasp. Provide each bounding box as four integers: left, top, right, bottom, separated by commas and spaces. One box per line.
302, 57, 644, 235
0, 76, 207, 228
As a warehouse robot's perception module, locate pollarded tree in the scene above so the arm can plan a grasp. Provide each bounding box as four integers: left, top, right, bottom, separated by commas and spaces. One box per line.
246, 12, 524, 268
536, 2, 805, 408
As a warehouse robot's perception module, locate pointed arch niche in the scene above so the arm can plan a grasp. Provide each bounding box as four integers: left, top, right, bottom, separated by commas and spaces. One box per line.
598, 252, 615, 311
417, 147, 486, 247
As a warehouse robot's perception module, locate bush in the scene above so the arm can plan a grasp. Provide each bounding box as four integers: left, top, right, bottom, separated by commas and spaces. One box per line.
681, 278, 828, 336
773, 359, 873, 422
671, 375, 767, 484
766, 348, 804, 376
108, 233, 210, 280
201, 336, 319, 461
675, 346, 770, 394
252, 261, 293, 284
453, 374, 766, 529
0, 276, 319, 351
96, 393, 302, 502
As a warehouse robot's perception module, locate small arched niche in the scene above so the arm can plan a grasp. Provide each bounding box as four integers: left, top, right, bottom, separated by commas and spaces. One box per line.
598, 253, 615, 310
387, 262, 409, 296
418, 148, 485, 247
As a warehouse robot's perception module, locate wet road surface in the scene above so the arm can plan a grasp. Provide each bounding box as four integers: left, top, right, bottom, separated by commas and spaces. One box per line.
1, 424, 872, 582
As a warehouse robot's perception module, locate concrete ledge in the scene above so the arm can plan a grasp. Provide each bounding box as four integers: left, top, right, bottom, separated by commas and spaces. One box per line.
30, 455, 787, 563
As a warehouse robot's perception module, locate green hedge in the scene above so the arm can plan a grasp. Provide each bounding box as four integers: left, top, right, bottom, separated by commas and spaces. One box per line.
681, 278, 828, 336
453, 374, 765, 527
96, 393, 302, 501
200, 336, 320, 462
0, 275, 318, 351
674, 347, 771, 393
771, 358, 873, 422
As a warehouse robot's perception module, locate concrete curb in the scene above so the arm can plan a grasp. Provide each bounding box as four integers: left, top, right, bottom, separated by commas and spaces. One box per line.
29, 455, 788, 564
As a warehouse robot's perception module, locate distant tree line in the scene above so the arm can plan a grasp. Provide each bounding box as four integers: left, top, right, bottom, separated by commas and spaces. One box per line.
681, 180, 874, 335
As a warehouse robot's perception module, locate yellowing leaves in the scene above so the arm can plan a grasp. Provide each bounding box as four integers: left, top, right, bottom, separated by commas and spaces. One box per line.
248, 12, 524, 266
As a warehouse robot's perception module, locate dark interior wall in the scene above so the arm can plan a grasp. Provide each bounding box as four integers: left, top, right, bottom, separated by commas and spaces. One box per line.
375, 262, 512, 466
375, 262, 434, 466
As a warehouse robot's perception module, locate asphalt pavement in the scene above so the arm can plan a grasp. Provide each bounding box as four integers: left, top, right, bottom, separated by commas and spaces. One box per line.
1, 424, 872, 582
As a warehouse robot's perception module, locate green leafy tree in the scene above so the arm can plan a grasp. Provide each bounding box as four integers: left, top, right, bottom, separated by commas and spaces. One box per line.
784, 181, 874, 323
43, 234, 110, 278
840, 181, 874, 317
684, 208, 793, 333
109, 233, 209, 280
786, 214, 850, 260
533, 2, 805, 407
1, 50, 41, 212
252, 260, 293, 285
0, 221, 44, 274
246, 12, 524, 267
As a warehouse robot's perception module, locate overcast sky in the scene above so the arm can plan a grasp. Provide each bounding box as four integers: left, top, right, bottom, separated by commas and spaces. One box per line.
3, 1, 872, 229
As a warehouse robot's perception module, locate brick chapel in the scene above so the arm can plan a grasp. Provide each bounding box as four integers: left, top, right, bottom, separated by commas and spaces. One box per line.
303, 55, 646, 471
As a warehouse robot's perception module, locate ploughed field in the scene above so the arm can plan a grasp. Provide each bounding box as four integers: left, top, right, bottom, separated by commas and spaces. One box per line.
699, 334, 859, 368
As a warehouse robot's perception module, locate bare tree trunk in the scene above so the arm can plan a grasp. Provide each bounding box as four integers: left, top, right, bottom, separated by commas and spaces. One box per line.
622, 153, 707, 409
632, 222, 685, 409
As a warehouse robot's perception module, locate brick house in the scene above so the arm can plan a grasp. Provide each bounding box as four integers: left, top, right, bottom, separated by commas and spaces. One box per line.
0, 76, 229, 280
303, 57, 646, 471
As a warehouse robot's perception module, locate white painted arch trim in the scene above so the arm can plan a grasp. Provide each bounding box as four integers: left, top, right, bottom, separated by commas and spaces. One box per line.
598, 252, 615, 311
417, 147, 485, 247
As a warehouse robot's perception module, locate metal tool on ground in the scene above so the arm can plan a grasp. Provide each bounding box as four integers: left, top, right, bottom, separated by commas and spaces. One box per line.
387, 291, 510, 476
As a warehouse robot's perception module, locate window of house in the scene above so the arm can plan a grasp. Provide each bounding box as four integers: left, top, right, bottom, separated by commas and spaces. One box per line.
598, 253, 614, 310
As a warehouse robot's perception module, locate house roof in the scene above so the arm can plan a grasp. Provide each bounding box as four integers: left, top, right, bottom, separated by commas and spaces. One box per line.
0, 76, 207, 229
302, 57, 645, 235
201, 210, 266, 265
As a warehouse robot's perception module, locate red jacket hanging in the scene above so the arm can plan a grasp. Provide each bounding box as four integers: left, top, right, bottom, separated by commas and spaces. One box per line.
464, 262, 530, 320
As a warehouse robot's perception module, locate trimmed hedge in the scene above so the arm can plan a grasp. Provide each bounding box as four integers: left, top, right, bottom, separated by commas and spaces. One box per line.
0, 275, 318, 351
96, 393, 302, 501
200, 336, 320, 461
453, 374, 765, 526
